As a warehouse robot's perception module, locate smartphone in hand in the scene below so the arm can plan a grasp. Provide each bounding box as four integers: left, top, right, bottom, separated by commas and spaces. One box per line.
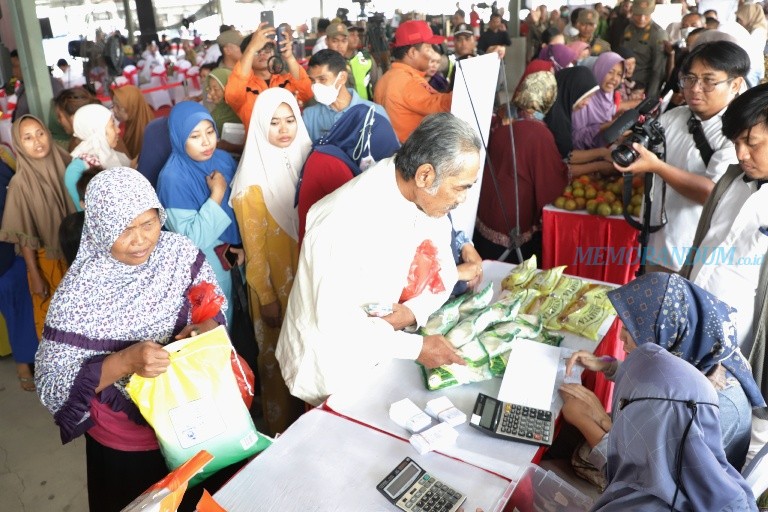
260, 10, 275, 28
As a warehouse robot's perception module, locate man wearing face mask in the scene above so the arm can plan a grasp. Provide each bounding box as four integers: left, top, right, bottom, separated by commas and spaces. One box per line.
303, 49, 389, 143
325, 22, 379, 102
374, 21, 453, 142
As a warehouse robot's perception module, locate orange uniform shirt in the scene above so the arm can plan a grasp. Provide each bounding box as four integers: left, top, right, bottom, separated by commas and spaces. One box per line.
373, 62, 453, 142
224, 61, 313, 132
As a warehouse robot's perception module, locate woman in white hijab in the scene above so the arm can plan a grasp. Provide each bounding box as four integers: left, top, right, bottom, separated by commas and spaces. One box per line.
229, 87, 311, 436
737, 3, 768, 86
65, 104, 130, 210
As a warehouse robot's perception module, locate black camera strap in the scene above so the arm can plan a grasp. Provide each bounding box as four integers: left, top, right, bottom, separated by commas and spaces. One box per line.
687, 113, 714, 168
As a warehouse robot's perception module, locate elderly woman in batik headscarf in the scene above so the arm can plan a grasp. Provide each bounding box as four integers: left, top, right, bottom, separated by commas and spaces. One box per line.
35, 168, 231, 512
563, 273, 765, 474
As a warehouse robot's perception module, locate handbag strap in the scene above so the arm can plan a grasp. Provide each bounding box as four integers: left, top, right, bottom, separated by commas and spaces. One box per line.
680, 164, 742, 278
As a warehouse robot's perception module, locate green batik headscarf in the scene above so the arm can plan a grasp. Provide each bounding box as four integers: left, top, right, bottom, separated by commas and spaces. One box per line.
513, 70, 557, 117
207, 68, 242, 134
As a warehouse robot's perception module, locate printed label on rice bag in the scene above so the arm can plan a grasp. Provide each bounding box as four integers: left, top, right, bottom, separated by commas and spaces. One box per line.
168, 396, 226, 449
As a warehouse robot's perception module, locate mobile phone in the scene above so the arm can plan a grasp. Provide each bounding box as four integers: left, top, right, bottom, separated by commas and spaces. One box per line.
214, 243, 238, 271
260, 10, 275, 28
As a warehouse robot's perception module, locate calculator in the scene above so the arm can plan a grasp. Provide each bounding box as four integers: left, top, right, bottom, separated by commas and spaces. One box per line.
377, 457, 467, 512
469, 393, 554, 446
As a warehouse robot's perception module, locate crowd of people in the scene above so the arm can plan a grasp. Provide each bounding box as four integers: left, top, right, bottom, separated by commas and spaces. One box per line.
1, 0, 768, 510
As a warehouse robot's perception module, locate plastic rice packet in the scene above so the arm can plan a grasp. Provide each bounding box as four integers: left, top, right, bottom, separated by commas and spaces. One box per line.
532, 330, 564, 347
420, 294, 466, 336
457, 338, 489, 368
423, 362, 493, 390
489, 352, 510, 377
578, 284, 616, 312
445, 301, 520, 348
550, 275, 586, 300
528, 294, 571, 329
458, 282, 494, 318
527, 266, 567, 294
478, 314, 542, 358
498, 288, 541, 312
501, 255, 537, 291
558, 300, 614, 341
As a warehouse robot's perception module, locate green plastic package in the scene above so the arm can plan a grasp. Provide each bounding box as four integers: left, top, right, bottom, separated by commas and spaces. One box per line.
489, 352, 510, 377
420, 294, 466, 336
478, 314, 542, 358
445, 300, 520, 348
458, 282, 494, 318
423, 362, 493, 390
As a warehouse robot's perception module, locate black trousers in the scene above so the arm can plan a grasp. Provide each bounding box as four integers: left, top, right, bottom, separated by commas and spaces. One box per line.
85, 433, 245, 512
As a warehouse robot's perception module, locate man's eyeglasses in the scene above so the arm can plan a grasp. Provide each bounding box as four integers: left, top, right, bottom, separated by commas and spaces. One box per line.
678, 75, 733, 92
257, 46, 275, 56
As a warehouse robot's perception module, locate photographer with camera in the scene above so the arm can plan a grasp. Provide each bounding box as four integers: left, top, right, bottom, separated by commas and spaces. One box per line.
224, 22, 313, 133
613, 41, 748, 273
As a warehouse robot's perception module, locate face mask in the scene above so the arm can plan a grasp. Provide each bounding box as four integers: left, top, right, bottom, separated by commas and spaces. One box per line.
354, 106, 377, 172
311, 74, 343, 106
532, 111, 546, 121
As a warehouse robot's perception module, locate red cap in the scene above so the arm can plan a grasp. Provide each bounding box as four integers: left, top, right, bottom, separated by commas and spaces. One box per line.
393, 21, 445, 48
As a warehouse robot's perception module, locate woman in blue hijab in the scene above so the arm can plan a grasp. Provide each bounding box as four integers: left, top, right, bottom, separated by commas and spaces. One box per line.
156, 101, 241, 324
592, 343, 757, 511
563, 273, 765, 474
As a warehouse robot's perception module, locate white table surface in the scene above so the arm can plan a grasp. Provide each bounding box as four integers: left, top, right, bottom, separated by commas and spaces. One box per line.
213, 408, 513, 512
324, 261, 613, 480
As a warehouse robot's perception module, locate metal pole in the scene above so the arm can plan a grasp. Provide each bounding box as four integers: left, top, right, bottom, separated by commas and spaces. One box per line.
122, 0, 136, 44
7, 0, 52, 121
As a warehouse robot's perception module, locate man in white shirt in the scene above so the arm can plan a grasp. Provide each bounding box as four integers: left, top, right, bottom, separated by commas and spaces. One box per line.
681, 82, 768, 465
615, 41, 749, 272
312, 18, 330, 55
276, 113, 480, 405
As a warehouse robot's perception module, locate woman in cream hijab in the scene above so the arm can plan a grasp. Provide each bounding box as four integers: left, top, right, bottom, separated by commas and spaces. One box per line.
230, 87, 312, 436
65, 104, 131, 209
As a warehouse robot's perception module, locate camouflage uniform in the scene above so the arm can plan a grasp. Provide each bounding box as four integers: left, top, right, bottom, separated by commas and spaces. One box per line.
622, 0, 668, 99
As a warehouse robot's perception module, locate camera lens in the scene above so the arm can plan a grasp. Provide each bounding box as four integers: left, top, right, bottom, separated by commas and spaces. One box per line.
612, 145, 638, 167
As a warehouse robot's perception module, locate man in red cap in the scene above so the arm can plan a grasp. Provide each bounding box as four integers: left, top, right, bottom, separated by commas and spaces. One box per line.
373, 20, 453, 142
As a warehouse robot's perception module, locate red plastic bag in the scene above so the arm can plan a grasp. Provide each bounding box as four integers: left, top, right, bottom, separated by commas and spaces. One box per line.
399, 240, 446, 303
187, 282, 254, 409
188, 282, 225, 324
231, 352, 255, 410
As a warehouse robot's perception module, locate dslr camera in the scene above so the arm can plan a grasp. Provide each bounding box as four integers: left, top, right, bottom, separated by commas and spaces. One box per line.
610, 96, 665, 167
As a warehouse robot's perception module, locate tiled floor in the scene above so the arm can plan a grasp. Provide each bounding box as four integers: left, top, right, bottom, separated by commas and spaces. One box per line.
0, 356, 88, 512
